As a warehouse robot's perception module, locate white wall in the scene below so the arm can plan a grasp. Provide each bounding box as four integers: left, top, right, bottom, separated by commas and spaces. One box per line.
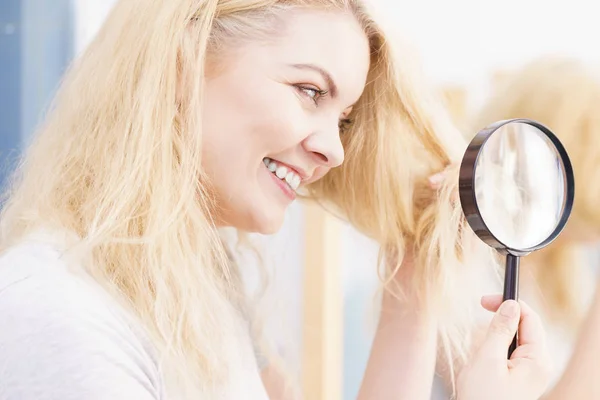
72, 0, 117, 55
378, 0, 600, 80
373, 0, 600, 114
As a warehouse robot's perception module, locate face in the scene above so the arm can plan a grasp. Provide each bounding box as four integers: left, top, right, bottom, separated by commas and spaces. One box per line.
201, 9, 371, 233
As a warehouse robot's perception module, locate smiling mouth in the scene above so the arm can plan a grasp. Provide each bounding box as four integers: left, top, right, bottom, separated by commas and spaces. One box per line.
263, 158, 301, 192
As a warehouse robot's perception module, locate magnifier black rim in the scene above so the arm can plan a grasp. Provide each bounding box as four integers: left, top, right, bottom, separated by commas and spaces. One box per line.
458, 118, 575, 256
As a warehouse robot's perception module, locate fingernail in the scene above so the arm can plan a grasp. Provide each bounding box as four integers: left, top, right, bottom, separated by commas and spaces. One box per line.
428, 173, 443, 183
499, 300, 519, 317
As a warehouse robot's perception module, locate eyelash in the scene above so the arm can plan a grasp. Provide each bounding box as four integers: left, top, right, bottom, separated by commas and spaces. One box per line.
297, 86, 328, 105
296, 85, 353, 133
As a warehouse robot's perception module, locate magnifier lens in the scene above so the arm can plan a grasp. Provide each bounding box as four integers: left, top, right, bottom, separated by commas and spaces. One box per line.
459, 119, 575, 358
473, 122, 568, 251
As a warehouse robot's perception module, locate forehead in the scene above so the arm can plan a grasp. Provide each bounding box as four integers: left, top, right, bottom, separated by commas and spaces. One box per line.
256, 9, 371, 101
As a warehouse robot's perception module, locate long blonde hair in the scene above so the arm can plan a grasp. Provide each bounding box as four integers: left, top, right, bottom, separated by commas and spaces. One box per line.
0, 0, 493, 396
471, 56, 600, 330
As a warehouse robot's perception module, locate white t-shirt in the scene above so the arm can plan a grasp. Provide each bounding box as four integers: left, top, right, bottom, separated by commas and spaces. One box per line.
0, 234, 269, 400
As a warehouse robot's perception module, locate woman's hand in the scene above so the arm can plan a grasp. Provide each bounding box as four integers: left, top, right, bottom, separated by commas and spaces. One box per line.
457, 296, 553, 400
428, 163, 460, 203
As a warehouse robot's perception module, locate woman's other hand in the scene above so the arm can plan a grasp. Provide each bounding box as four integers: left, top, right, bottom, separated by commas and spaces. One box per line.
457, 296, 552, 400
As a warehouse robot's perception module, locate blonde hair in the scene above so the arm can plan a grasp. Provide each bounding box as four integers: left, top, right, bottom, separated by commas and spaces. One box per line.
471, 56, 600, 330
0, 0, 493, 396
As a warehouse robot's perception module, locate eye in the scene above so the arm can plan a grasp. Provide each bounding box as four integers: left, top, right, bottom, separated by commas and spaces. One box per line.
296, 85, 328, 106
338, 118, 353, 134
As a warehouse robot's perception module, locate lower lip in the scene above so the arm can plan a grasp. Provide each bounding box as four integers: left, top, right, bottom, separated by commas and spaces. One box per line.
266, 166, 297, 201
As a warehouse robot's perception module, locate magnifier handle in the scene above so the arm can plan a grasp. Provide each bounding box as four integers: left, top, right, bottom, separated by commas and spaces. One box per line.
503, 254, 520, 359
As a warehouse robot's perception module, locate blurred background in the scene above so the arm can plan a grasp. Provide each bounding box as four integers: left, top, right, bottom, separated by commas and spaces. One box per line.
2, 1, 600, 399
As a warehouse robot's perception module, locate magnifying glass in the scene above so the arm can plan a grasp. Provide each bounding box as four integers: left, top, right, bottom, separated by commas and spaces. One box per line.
459, 118, 575, 358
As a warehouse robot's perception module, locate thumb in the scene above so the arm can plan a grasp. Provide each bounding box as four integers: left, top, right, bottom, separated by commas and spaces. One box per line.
479, 300, 520, 360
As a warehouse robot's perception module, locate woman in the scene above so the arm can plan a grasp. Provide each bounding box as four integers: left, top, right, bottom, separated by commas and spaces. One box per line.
0, 0, 550, 399
467, 55, 600, 400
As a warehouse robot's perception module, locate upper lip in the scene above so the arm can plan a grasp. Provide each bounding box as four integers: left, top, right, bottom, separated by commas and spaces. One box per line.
268, 159, 310, 181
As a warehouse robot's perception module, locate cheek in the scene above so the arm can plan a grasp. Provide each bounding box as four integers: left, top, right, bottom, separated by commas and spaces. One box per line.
308, 166, 332, 184
252, 116, 307, 153
246, 90, 310, 151
201, 74, 310, 178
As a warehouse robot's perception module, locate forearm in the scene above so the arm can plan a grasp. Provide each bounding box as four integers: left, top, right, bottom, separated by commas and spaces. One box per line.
356, 291, 438, 400
542, 283, 600, 400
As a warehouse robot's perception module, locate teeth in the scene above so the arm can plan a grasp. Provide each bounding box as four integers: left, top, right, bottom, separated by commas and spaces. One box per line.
285, 172, 294, 184
263, 158, 302, 192
291, 175, 301, 190
275, 166, 288, 179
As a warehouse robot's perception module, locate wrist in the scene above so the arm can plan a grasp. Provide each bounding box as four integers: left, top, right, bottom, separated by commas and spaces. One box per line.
380, 246, 438, 328
379, 288, 437, 330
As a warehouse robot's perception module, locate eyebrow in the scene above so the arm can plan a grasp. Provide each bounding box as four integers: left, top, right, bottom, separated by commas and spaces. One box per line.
289, 63, 338, 98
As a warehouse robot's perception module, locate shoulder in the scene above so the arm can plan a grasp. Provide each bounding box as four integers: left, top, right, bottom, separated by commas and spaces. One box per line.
0, 238, 164, 400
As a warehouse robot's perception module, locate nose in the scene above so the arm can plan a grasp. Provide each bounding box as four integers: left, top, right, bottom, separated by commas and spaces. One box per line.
302, 124, 345, 168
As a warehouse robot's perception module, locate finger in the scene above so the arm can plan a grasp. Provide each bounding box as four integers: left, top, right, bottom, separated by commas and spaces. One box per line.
481, 296, 547, 355
510, 343, 546, 362
481, 294, 503, 311
428, 172, 445, 188
513, 300, 546, 350
510, 345, 553, 388
478, 300, 520, 360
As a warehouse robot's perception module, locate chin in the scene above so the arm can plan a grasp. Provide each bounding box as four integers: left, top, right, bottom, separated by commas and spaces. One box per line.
245, 207, 286, 235
252, 215, 285, 235
216, 195, 288, 233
